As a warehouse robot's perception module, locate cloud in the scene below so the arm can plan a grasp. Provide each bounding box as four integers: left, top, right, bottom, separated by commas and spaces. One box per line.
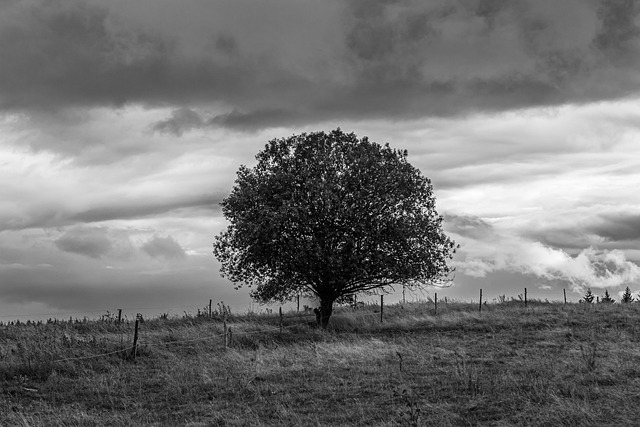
587, 213, 640, 242
1, 0, 639, 130
448, 213, 640, 291
151, 108, 300, 134
151, 108, 205, 136
522, 207, 640, 254
141, 235, 186, 259
0, 253, 219, 312
54, 227, 114, 258
1, 0, 639, 317
443, 213, 494, 240
0, 227, 235, 315
454, 241, 640, 292
72, 193, 222, 224
0, 189, 222, 232
208, 109, 303, 132
0, 136, 227, 231
593, 0, 640, 54
453, 258, 495, 278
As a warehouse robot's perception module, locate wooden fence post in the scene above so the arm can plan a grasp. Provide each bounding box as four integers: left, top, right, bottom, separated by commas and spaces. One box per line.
402, 285, 406, 304
380, 295, 384, 323
223, 315, 228, 349
479, 289, 483, 313
564, 289, 567, 305
524, 288, 528, 308
131, 319, 139, 360
209, 299, 212, 318
279, 307, 283, 334
297, 294, 300, 312
117, 309, 122, 324
434, 292, 438, 315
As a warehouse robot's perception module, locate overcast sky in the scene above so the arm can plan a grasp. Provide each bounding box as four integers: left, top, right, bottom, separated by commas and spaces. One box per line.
2, 0, 640, 319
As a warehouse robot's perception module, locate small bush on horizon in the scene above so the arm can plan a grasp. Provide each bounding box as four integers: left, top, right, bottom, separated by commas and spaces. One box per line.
600, 289, 615, 304
583, 288, 595, 304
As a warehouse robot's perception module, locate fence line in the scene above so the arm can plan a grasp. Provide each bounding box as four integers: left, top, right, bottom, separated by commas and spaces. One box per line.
0, 300, 361, 323
1, 287, 588, 324
15, 290, 623, 366
53, 346, 137, 363
17, 289, 631, 369
49, 312, 346, 364
0, 303, 259, 321
0, 299, 306, 321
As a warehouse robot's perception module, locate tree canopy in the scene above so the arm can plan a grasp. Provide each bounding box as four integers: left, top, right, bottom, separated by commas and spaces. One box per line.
583, 288, 595, 304
213, 129, 457, 327
600, 289, 615, 304
621, 286, 634, 303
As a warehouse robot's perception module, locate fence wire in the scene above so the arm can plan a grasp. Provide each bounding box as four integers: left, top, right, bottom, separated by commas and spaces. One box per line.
48, 311, 386, 364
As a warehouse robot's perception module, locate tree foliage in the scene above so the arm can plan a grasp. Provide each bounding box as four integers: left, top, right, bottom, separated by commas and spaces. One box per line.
621, 286, 634, 303
213, 129, 457, 327
583, 288, 595, 304
600, 289, 615, 304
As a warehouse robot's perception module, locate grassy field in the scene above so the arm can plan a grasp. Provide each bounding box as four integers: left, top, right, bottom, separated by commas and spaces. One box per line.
2, 300, 640, 426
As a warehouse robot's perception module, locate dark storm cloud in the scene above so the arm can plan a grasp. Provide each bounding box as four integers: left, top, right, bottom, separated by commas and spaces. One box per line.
0, 0, 258, 111
315, 0, 640, 122
1, 0, 639, 130
593, 0, 640, 54
141, 235, 186, 259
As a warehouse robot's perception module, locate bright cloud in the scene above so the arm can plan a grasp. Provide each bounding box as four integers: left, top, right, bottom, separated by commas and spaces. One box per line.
450, 215, 640, 292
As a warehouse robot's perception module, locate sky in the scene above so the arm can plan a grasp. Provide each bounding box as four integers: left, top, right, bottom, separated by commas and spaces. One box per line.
1, 0, 640, 320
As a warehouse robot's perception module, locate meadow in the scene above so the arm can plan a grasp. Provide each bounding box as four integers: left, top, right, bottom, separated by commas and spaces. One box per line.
2, 299, 640, 426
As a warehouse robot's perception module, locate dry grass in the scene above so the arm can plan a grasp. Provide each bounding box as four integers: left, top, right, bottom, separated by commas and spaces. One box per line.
2, 301, 640, 426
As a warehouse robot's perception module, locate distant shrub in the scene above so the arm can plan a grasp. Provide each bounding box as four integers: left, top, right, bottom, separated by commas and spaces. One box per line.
583, 288, 595, 304
600, 290, 615, 304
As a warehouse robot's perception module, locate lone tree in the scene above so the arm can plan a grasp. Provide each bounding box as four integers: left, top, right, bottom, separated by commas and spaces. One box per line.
583, 288, 595, 304
600, 289, 615, 304
213, 129, 457, 327
621, 286, 634, 303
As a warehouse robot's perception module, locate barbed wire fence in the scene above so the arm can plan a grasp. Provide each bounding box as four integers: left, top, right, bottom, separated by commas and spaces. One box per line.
0, 295, 416, 369
1, 286, 628, 368
0, 285, 582, 325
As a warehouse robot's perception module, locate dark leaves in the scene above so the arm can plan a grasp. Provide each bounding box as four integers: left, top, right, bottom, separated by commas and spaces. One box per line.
213, 129, 457, 304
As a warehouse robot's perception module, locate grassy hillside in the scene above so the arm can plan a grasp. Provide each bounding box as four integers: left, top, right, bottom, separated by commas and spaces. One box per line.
2, 300, 640, 426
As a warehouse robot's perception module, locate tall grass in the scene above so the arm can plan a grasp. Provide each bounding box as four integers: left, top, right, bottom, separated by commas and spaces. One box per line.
2, 301, 640, 425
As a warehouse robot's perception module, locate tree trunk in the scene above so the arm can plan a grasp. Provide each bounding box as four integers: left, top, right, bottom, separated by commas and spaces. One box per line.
317, 297, 334, 329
